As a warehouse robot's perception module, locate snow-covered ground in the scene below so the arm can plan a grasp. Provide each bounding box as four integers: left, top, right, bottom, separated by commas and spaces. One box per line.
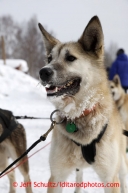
0, 64, 128, 193
0, 59, 28, 73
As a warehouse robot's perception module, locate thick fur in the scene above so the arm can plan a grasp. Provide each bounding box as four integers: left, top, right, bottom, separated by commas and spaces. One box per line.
110, 75, 128, 147
0, 122, 32, 193
39, 16, 128, 193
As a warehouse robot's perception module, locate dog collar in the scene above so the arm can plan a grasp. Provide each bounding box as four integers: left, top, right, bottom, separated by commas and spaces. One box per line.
66, 104, 97, 133
50, 105, 97, 133
79, 104, 97, 118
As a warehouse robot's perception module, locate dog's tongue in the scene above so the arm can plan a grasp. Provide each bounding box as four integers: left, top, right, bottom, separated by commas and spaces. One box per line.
45, 86, 57, 94
45, 84, 63, 94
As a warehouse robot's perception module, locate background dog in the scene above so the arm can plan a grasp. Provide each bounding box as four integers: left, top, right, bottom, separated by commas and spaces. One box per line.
0, 112, 32, 193
39, 16, 128, 193
110, 74, 128, 148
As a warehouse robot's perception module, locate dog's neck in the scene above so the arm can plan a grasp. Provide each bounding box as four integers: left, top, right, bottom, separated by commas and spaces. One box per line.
50, 87, 105, 121
58, 101, 108, 145
115, 90, 125, 110
58, 103, 98, 122
75, 104, 97, 119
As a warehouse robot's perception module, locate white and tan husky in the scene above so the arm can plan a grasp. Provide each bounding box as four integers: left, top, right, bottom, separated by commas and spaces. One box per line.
39, 16, 128, 193
110, 74, 128, 148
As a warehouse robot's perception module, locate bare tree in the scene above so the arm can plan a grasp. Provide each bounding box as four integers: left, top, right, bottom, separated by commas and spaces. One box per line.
0, 15, 55, 79
0, 15, 19, 58
12, 16, 46, 78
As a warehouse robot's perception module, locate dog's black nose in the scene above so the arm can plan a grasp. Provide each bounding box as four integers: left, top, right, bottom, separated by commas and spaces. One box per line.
39, 68, 53, 81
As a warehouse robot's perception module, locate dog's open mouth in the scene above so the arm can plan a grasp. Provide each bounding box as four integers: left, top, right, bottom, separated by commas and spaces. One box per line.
45, 78, 81, 97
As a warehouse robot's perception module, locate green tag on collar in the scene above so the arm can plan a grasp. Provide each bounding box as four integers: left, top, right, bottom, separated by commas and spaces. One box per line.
66, 123, 77, 133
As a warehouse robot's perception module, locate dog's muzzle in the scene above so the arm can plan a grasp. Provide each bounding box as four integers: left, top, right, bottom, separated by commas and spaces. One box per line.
39, 67, 81, 97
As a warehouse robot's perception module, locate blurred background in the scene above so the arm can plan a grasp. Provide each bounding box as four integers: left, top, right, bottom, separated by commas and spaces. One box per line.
0, 0, 128, 78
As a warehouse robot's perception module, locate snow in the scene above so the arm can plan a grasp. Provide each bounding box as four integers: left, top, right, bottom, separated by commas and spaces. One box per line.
0, 63, 128, 193
0, 59, 28, 72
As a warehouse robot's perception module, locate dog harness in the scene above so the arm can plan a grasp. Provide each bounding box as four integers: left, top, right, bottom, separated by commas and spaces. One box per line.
72, 123, 108, 164
0, 108, 18, 143
62, 105, 108, 164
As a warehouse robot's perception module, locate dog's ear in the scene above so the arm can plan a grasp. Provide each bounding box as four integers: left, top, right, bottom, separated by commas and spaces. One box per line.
78, 16, 104, 56
113, 75, 121, 85
38, 23, 60, 55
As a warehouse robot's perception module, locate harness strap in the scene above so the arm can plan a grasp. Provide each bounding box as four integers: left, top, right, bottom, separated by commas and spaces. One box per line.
123, 129, 128, 137
0, 108, 18, 143
118, 105, 123, 110
73, 123, 108, 164
0, 109, 12, 127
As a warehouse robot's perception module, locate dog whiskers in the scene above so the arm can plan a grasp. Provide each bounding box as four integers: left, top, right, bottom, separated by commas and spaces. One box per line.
36, 82, 42, 88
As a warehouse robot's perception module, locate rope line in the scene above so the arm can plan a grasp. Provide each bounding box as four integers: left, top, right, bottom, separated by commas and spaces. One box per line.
15, 115, 49, 119
0, 142, 51, 178
0, 120, 56, 178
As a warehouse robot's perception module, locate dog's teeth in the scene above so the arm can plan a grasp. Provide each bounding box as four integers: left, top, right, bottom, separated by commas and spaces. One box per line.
45, 84, 51, 88
55, 87, 58, 92
66, 83, 70, 86
67, 82, 72, 86
66, 80, 73, 86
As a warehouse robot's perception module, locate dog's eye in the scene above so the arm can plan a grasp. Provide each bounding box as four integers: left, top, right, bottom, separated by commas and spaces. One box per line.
66, 55, 76, 62
111, 86, 114, 89
47, 55, 52, 63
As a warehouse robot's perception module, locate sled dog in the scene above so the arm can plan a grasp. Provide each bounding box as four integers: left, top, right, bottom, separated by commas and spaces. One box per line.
39, 16, 128, 193
0, 111, 32, 193
110, 74, 128, 147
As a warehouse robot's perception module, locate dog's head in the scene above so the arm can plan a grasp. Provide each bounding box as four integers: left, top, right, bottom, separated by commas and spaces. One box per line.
109, 75, 124, 101
39, 16, 106, 118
